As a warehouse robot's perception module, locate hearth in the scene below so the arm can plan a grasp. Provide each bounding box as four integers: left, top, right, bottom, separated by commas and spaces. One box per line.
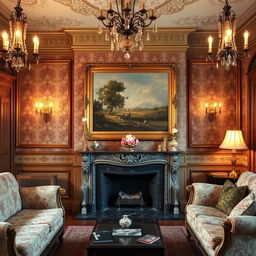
78, 151, 180, 219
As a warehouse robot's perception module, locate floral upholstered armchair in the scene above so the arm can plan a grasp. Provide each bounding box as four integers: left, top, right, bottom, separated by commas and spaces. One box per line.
186, 171, 256, 256
0, 172, 65, 256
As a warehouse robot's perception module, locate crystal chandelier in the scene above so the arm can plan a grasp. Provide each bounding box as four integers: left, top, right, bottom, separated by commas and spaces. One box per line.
207, 0, 249, 71
0, 0, 39, 72
97, 0, 157, 59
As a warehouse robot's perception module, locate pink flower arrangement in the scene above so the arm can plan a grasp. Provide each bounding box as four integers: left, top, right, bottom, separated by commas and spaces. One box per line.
121, 134, 139, 148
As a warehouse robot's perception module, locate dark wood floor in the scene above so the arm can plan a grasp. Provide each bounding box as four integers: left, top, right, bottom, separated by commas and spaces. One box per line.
64, 211, 185, 228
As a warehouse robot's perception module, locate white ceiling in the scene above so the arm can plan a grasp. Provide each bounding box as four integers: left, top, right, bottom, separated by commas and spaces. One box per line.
0, 0, 255, 31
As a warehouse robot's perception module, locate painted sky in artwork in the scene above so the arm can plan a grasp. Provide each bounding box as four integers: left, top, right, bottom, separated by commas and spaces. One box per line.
94, 72, 168, 109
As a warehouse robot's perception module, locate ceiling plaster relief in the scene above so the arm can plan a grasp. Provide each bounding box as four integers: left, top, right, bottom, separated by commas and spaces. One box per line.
172, 14, 218, 27
53, 0, 98, 16
29, 16, 83, 30
10, 0, 48, 8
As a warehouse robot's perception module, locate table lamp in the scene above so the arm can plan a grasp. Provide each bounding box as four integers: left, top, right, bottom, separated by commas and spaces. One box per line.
219, 130, 248, 178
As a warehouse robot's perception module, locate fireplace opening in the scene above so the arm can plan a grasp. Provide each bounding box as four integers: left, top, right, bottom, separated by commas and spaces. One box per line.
96, 164, 164, 212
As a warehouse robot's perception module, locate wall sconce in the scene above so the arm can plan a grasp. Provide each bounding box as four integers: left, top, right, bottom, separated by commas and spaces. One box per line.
35, 102, 53, 123
205, 102, 222, 122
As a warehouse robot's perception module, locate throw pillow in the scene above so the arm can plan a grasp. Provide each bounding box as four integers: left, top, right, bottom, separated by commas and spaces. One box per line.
229, 192, 256, 216
215, 180, 247, 215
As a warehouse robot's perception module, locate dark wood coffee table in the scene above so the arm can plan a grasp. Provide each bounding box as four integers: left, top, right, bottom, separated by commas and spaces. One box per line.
86, 217, 165, 256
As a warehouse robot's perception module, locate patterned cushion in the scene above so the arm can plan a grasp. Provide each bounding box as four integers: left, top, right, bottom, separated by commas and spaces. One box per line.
229, 192, 256, 217
187, 205, 227, 221
216, 180, 247, 215
20, 186, 61, 209
237, 172, 256, 193
15, 224, 49, 256
7, 209, 63, 232
186, 209, 225, 249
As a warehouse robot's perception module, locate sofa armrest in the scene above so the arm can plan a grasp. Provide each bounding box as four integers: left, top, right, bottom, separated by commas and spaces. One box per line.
0, 222, 18, 256
20, 186, 65, 210
186, 183, 222, 207
215, 216, 256, 256
227, 216, 256, 235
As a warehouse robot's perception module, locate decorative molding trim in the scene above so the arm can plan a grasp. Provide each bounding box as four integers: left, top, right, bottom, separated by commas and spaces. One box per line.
65, 28, 196, 50
15, 154, 74, 165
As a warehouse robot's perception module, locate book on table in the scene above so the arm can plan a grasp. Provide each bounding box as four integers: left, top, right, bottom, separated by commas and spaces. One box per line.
112, 228, 142, 237
137, 234, 160, 244
92, 231, 114, 243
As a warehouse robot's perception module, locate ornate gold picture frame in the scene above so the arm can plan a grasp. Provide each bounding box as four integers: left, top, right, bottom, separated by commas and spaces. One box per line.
85, 64, 177, 140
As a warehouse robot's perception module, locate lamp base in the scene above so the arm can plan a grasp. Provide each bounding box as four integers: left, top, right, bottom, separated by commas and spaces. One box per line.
229, 170, 238, 178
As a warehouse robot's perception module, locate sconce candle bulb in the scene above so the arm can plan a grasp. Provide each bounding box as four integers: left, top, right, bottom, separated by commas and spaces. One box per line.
35, 102, 53, 123
205, 102, 222, 122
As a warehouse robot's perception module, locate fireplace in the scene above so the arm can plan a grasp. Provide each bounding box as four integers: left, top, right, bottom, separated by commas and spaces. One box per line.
96, 164, 164, 211
79, 152, 180, 218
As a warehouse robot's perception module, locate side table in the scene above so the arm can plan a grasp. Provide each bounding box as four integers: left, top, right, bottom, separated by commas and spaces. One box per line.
207, 172, 239, 185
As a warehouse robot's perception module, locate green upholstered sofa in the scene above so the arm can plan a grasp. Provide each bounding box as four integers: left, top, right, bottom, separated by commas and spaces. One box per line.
186, 171, 256, 256
0, 172, 65, 256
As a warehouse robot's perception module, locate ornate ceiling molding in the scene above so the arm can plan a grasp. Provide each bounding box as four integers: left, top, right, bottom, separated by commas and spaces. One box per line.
51, 0, 199, 17
172, 14, 218, 27
29, 16, 83, 30
53, 0, 98, 16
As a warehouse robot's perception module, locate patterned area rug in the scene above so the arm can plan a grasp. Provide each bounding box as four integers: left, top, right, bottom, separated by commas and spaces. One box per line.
57, 226, 197, 256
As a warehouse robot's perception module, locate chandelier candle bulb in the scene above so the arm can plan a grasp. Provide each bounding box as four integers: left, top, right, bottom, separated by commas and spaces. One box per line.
244, 30, 249, 49
33, 36, 39, 54
2, 31, 9, 51
14, 29, 22, 48
208, 36, 213, 53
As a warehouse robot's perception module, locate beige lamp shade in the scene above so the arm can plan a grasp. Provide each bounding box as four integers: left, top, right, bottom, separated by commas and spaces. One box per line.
219, 130, 248, 150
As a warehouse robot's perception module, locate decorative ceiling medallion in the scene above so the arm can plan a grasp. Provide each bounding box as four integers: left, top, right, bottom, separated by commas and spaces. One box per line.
53, 0, 97, 16
155, 0, 199, 15
172, 14, 218, 26
10, 0, 47, 7
29, 16, 83, 30
52, 0, 199, 17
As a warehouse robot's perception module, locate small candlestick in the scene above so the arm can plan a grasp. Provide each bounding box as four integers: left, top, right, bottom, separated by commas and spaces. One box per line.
33, 35, 39, 54
208, 36, 213, 53
244, 30, 249, 49
109, 0, 112, 9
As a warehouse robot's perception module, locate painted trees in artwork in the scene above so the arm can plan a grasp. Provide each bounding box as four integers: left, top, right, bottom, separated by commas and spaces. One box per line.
97, 80, 126, 114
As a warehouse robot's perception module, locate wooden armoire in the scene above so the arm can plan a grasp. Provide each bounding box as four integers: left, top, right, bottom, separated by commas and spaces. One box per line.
0, 71, 15, 173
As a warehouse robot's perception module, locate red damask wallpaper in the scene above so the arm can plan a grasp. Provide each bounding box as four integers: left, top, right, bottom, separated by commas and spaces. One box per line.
17, 60, 71, 147
189, 61, 239, 147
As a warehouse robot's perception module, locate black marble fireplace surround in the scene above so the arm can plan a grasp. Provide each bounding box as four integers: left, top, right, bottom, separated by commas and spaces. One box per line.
78, 151, 180, 220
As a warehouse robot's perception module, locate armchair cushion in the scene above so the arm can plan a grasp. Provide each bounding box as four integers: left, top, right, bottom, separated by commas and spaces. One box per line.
20, 186, 61, 209
8, 209, 63, 233
215, 180, 247, 215
229, 192, 256, 217
189, 183, 222, 207
15, 224, 50, 256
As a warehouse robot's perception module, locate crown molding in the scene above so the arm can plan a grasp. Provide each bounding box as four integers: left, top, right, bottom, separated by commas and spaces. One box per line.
65, 28, 196, 51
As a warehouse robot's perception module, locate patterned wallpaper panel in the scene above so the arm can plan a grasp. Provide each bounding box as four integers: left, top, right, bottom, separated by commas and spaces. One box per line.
189, 61, 239, 147
73, 52, 187, 152
17, 60, 71, 147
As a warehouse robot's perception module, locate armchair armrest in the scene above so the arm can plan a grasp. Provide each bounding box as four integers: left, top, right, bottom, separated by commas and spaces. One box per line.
20, 186, 65, 209
215, 216, 256, 256
186, 183, 222, 207
0, 222, 18, 256
227, 216, 256, 235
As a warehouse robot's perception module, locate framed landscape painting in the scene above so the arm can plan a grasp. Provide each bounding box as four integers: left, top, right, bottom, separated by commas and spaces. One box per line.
85, 64, 177, 140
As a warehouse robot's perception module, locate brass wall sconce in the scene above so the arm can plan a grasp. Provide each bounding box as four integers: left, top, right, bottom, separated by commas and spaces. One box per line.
205, 102, 222, 122
35, 102, 53, 123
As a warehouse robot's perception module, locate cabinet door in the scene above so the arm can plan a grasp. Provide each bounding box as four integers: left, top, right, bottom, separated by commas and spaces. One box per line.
0, 94, 11, 172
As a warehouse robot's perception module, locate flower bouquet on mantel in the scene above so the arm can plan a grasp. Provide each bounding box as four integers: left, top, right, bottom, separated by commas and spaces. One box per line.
121, 134, 139, 152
